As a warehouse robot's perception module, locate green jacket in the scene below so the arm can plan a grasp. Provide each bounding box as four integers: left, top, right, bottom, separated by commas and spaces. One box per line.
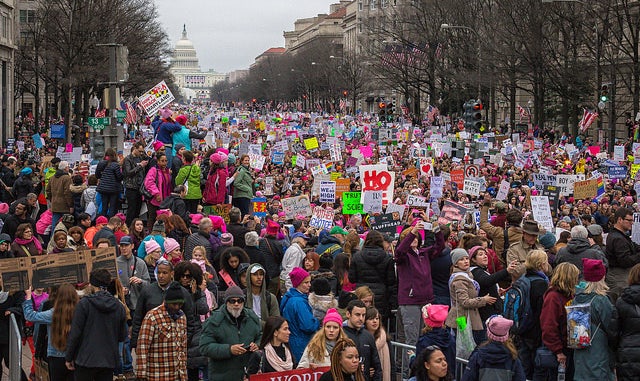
175, 164, 202, 200
244, 263, 280, 327
233, 165, 254, 199
199, 306, 262, 381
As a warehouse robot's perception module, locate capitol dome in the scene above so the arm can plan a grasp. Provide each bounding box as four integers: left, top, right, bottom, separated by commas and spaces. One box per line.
171, 25, 200, 73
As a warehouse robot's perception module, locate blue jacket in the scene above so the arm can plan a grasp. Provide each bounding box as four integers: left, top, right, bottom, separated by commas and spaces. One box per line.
136, 234, 166, 259
280, 288, 319, 361
462, 341, 525, 381
315, 234, 343, 258
22, 300, 65, 358
152, 117, 182, 145
415, 327, 456, 377
172, 126, 207, 156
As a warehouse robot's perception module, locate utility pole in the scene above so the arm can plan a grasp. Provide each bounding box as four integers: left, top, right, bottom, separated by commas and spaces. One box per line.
96, 43, 128, 156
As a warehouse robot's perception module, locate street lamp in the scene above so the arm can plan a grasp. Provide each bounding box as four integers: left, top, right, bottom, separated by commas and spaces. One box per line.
440, 23, 481, 98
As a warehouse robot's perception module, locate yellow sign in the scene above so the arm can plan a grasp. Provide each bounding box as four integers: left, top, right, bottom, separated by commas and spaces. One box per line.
304, 137, 319, 150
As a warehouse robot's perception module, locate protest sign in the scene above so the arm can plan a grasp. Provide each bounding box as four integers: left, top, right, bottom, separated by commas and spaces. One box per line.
368, 213, 403, 235
360, 164, 395, 205
335, 178, 350, 198
437, 200, 469, 226
608, 166, 627, 179
632, 213, 640, 245
251, 197, 268, 217
249, 154, 265, 171
556, 174, 584, 196
319, 181, 336, 203
296, 155, 306, 168
573, 179, 598, 200
249, 367, 329, 381
614, 145, 625, 162
363, 191, 383, 214
407, 194, 429, 207
271, 152, 284, 165
541, 185, 560, 218
450, 170, 464, 190
281, 195, 312, 219
309, 207, 335, 230
463, 179, 481, 197
386, 203, 406, 220
532, 174, 557, 188
329, 144, 342, 162
430, 177, 443, 199
0, 248, 116, 291
138, 81, 175, 116
496, 180, 510, 201
343, 192, 364, 215
311, 164, 329, 176
419, 157, 433, 177
304, 137, 319, 150
202, 204, 233, 224
531, 196, 554, 232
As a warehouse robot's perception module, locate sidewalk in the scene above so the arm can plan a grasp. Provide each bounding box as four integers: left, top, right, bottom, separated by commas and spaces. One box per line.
1, 342, 32, 381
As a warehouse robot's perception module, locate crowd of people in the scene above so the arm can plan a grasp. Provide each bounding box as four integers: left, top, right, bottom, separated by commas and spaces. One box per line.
0, 104, 640, 381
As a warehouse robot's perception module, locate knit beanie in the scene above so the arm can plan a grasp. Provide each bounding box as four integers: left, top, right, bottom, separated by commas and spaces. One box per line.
538, 231, 556, 250
220, 233, 234, 246
486, 315, 513, 342
289, 267, 310, 289
323, 308, 343, 326
421, 304, 449, 328
582, 258, 606, 282
224, 285, 245, 303
163, 238, 180, 253
450, 248, 469, 266
145, 239, 161, 255
266, 220, 280, 236
164, 281, 185, 304
152, 220, 165, 233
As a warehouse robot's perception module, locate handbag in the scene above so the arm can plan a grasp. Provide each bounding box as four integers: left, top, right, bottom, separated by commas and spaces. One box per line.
182, 165, 193, 194
140, 168, 158, 200
534, 345, 559, 368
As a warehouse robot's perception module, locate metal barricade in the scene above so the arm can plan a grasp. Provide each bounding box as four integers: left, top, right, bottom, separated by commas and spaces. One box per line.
8, 314, 22, 381
389, 340, 468, 381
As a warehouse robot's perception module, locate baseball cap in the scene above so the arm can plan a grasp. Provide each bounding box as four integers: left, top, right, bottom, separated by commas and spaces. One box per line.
329, 226, 348, 235
119, 236, 133, 245
250, 264, 266, 274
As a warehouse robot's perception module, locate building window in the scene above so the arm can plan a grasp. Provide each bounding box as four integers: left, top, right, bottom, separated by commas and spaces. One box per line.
370, 0, 376, 10
19, 10, 35, 24
358, 0, 363, 10
2, 15, 7, 39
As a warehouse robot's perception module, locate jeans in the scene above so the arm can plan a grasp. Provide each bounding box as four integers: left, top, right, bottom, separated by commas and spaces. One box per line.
125, 188, 143, 226
114, 337, 133, 374
99, 192, 119, 218
51, 212, 64, 236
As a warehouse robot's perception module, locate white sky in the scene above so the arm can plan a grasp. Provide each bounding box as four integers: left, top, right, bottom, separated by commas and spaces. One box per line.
154, 0, 334, 73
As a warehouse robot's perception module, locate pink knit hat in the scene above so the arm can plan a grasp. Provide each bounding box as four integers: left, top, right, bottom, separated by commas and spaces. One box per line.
421, 304, 449, 328
160, 108, 173, 119
153, 141, 165, 151
486, 315, 513, 342
289, 267, 310, 288
0, 203, 9, 214
144, 239, 161, 255
323, 308, 343, 326
190, 213, 204, 226
163, 238, 180, 253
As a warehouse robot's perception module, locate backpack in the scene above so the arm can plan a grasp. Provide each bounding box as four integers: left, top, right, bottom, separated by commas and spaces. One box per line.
566, 295, 600, 349
202, 168, 220, 205
503, 274, 545, 334
320, 243, 342, 258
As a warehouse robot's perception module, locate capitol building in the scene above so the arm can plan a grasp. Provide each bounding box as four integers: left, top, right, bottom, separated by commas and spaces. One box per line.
170, 25, 226, 101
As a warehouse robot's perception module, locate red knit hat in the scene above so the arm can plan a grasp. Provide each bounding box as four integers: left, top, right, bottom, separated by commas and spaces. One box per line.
582, 258, 606, 282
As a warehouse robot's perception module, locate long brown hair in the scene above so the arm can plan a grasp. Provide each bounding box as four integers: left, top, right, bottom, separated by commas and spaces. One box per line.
329, 338, 365, 381
51, 284, 79, 351
307, 320, 348, 364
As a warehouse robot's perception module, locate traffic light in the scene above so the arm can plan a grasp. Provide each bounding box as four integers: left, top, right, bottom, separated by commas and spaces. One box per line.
463, 100, 484, 133
386, 102, 394, 120
378, 102, 386, 121
600, 84, 609, 102
342, 90, 348, 97
116, 46, 129, 82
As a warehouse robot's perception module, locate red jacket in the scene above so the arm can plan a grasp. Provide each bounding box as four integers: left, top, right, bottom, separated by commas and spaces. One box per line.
540, 286, 570, 354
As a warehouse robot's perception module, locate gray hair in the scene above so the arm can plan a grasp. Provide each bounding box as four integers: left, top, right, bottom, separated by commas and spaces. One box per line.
199, 217, 212, 230
58, 161, 69, 170
245, 231, 259, 247
570, 225, 588, 239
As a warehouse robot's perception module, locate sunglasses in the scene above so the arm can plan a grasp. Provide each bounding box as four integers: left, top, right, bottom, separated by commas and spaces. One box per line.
227, 298, 244, 304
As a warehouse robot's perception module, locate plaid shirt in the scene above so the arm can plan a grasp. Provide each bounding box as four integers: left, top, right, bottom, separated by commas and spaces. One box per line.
136, 304, 187, 381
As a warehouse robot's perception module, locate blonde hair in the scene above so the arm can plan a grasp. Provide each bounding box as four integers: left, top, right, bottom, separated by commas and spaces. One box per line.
584, 278, 609, 296
192, 246, 212, 267
550, 262, 579, 297
306, 322, 348, 364
354, 286, 374, 305
525, 250, 548, 271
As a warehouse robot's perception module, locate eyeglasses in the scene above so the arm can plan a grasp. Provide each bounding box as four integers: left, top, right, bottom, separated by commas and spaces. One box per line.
181, 274, 192, 279
227, 298, 244, 304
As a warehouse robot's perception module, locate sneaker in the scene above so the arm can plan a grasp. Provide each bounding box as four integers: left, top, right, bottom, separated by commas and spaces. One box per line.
123, 370, 136, 381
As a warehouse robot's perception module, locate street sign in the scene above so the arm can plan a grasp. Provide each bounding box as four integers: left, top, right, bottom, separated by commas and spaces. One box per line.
88, 117, 111, 127
116, 110, 126, 122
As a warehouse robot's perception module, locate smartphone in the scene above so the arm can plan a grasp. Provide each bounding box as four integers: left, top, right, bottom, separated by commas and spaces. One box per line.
243, 344, 251, 350
423, 222, 433, 231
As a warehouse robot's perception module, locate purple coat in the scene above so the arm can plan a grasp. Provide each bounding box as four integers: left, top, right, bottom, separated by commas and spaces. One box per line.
394, 231, 445, 305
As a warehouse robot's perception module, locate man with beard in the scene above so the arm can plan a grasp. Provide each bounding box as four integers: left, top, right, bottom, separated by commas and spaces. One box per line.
199, 285, 261, 381
2, 200, 35, 238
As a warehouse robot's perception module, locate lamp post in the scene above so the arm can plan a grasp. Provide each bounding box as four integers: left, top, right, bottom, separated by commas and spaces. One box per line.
440, 23, 481, 99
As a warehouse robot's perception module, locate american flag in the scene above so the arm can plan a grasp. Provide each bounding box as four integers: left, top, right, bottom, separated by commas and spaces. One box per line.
339, 99, 346, 111
435, 43, 443, 59
579, 108, 599, 132
517, 104, 529, 121
124, 102, 138, 125
95, 108, 106, 117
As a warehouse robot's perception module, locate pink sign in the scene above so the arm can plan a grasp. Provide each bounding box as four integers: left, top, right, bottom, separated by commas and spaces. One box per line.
359, 145, 373, 158
65, 143, 73, 153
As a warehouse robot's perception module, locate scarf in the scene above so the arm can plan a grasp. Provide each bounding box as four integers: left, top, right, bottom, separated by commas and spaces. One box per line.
264, 343, 293, 372
0, 291, 8, 304
326, 340, 336, 356
14, 236, 43, 253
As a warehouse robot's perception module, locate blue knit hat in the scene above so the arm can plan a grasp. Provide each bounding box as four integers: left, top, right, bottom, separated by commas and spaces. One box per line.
538, 232, 556, 250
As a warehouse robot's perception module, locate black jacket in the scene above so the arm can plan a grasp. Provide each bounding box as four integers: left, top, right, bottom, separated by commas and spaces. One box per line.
616, 284, 640, 379
227, 223, 249, 249
343, 324, 382, 381
159, 194, 189, 225
130, 282, 200, 348
122, 153, 147, 190
65, 290, 127, 368
0, 165, 16, 202
12, 175, 34, 201
95, 160, 123, 194
0, 291, 25, 345
1, 214, 35, 238
606, 227, 640, 269
259, 237, 285, 280
349, 246, 397, 317
519, 270, 549, 344
556, 237, 608, 276
470, 266, 509, 322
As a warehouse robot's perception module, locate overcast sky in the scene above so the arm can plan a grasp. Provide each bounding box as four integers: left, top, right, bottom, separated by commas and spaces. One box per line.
154, 0, 333, 73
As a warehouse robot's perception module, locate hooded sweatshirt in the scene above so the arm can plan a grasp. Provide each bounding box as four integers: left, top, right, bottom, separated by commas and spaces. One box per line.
555, 237, 608, 276
65, 290, 127, 368
616, 284, 640, 379
416, 328, 456, 378
462, 341, 525, 381
244, 263, 280, 325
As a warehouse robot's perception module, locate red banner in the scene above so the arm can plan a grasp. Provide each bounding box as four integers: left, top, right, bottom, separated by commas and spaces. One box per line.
250, 367, 330, 381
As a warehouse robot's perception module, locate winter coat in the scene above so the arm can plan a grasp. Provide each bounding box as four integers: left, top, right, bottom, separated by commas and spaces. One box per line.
184, 231, 213, 262
280, 287, 320, 361
480, 204, 522, 261
226, 222, 248, 249
12, 240, 41, 257
431, 247, 452, 305
281, 242, 307, 290
46, 169, 73, 213
342, 324, 382, 381
64, 291, 128, 369
445, 268, 486, 331
175, 164, 202, 200
259, 237, 285, 280
555, 237, 608, 276
461, 341, 526, 381
95, 160, 123, 194
122, 153, 147, 190
518, 270, 548, 343
131, 282, 199, 348
144, 165, 172, 207
540, 286, 571, 356
470, 266, 509, 322
232, 165, 254, 199
316, 234, 344, 258
308, 292, 338, 321
506, 240, 544, 277
415, 328, 456, 378
199, 306, 262, 381
573, 291, 617, 381
69, 184, 87, 214
172, 126, 207, 155
244, 263, 280, 325
349, 245, 397, 318
159, 194, 189, 225
606, 227, 640, 269
394, 231, 444, 306
12, 174, 34, 200
203, 167, 227, 205
616, 284, 640, 380
152, 118, 182, 145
